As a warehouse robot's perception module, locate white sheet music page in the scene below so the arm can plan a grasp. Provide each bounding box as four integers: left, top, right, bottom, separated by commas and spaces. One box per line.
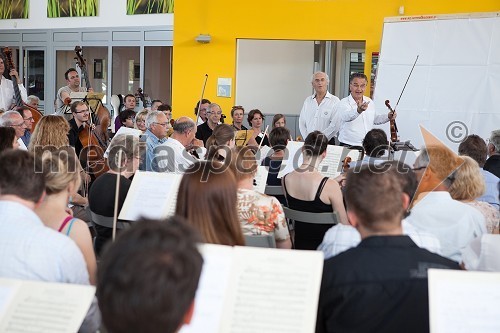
277, 141, 304, 178
0, 278, 95, 333
118, 171, 182, 221
221, 247, 324, 333
253, 166, 269, 194
428, 269, 500, 333
180, 244, 234, 333
256, 145, 273, 165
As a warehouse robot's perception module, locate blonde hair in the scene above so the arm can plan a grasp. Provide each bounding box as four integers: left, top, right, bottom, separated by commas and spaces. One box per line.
29, 115, 70, 153
448, 156, 486, 201
41, 148, 81, 195
135, 109, 149, 123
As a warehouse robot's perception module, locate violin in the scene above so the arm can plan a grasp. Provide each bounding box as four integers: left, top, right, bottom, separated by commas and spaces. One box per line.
385, 100, 398, 142
74, 46, 110, 147
2, 47, 43, 129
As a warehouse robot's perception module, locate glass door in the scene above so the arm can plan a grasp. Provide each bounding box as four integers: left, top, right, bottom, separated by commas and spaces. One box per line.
23, 48, 46, 113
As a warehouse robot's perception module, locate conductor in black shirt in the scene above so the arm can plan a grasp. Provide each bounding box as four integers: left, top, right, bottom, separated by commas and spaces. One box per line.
316, 165, 460, 333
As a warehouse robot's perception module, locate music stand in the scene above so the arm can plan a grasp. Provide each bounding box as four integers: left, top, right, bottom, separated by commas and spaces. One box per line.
389, 140, 419, 160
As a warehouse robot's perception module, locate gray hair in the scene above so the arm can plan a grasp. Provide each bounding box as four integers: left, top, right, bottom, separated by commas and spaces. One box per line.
311, 71, 330, 84
0, 111, 23, 126
145, 111, 163, 129
207, 103, 222, 114
173, 118, 195, 134
27, 95, 40, 104
489, 130, 500, 153
414, 148, 429, 169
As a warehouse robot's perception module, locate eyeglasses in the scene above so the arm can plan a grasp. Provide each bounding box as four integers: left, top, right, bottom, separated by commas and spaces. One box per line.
351, 84, 366, 89
74, 109, 90, 114
23, 117, 34, 121
10, 122, 25, 127
153, 122, 168, 127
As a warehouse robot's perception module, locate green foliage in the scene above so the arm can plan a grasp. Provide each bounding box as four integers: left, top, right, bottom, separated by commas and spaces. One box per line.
47, 0, 98, 18
127, 0, 174, 15
0, 0, 29, 19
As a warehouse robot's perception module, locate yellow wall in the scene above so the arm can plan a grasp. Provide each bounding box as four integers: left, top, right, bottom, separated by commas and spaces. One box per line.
172, 0, 500, 119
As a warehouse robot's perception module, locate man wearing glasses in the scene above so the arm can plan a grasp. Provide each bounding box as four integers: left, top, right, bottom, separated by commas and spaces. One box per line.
17, 106, 35, 146
140, 110, 168, 171
0, 110, 28, 150
196, 103, 222, 145
68, 101, 92, 157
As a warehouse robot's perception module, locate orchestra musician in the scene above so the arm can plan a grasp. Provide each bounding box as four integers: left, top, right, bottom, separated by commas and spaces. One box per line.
0, 53, 27, 111
67, 101, 92, 158
56, 68, 92, 115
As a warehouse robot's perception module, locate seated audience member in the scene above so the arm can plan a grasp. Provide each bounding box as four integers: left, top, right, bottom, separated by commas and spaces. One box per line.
205, 123, 236, 161
150, 99, 163, 112
98, 218, 203, 333
349, 128, 389, 170
135, 109, 149, 133
458, 134, 499, 208
0, 110, 28, 150
35, 148, 97, 284
0, 126, 20, 152
229, 146, 292, 249
0, 150, 100, 332
89, 135, 142, 255
462, 234, 500, 272
231, 105, 247, 131
272, 113, 287, 129
157, 103, 173, 123
406, 146, 486, 262
196, 103, 222, 145
176, 161, 245, 246
155, 117, 205, 173
118, 109, 137, 129
140, 110, 168, 171
449, 156, 499, 233
248, 109, 270, 147
17, 106, 35, 146
194, 98, 211, 125
318, 161, 441, 258
484, 129, 500, 178
282, 131, 348, 250
316, 165, 460, 333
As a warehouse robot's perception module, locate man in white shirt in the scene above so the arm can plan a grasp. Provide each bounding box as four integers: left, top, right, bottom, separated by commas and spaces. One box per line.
406, 145, 486, 262
0, 110, 28, 150
154, 117, 206, 173
0, 149, 100, 332
335, 73, 396, 147
0, 54, 27, 111
298, 72, 340, 142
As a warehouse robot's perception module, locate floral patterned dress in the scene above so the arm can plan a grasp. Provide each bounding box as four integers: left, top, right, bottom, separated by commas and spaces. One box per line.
237, 188, 290, 242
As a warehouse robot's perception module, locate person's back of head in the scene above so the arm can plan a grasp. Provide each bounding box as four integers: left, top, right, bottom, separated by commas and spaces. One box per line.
345, 165, 405, 234
414, 145, 463, 190
269, 127, 290, 152
40, 148, 81, 196
28, 115, 70, 153
0, 127, 17, 153
362, 129, 388, 157
175, 161, 244, 246
377, 161, 416, 218
448, 156, 486, 201
0, 149, 45, 204
303, 130, 328, 157
458, 134, 487, 167
97, 217, 203, 333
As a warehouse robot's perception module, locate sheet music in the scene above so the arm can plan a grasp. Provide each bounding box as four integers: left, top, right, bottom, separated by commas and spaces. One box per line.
253, 166, 269, 194
255, 145, 272, 165
119, 171, 182, 221
221, 247, 324, 333
277, 141, 304, 178
428, 269, 500, 333
180, 244, 234, 333
0, 279, 95, 333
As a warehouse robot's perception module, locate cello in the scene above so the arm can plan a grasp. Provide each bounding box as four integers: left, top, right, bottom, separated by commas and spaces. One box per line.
74, 46, 110, 147
2, 47, 43, 129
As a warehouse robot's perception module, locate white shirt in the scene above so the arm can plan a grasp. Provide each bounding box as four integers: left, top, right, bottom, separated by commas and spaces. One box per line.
0, 200, 100, 332
17, 138, 27, 150
336, 94, 389, 146
406, 191, 487, 262
154, 137, 206, 173
0, 76, 28, 111
462, 234, 500, 272
299, 91, 340, 140
318, 220, 442, 259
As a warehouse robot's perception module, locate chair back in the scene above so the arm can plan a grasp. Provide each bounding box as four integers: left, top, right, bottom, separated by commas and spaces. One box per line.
89, 210, 130, 230
264, 185, 283, 196
244, 233, 277, 248
283, 207, 340, 227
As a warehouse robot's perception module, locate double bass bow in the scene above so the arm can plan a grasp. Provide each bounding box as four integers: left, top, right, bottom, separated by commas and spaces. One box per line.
2, 47, 43, 128
384, 55, 419, 143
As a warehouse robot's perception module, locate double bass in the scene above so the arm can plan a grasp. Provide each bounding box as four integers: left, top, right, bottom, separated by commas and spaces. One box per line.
2, 47, 43, 129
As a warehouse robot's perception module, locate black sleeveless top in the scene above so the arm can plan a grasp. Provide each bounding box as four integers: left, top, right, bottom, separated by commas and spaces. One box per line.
283, 176, 334, 250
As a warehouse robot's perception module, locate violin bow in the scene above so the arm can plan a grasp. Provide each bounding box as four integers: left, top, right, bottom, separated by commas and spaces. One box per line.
257, 125, 269, 150
112, 149, 123, 242
394, 55, 419, 112
195, 74, 209, 124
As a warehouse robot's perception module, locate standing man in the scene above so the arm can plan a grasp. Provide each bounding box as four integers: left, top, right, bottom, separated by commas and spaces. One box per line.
140, 110, 168, 171
194, 98, 211, 125
335, 73, 395, 148
56, 68, 91, 115
17, 106, 35, 147
299, 72, 340, 143
0, 53, 28, 111
196, 103, 222, 145
0, 110, 29, 150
